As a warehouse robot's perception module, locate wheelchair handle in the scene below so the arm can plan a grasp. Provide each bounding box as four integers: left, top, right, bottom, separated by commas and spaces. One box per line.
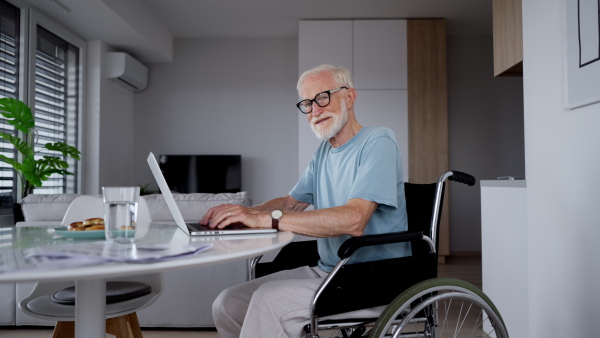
449, 170, 476, 186
337, 231, 424, 259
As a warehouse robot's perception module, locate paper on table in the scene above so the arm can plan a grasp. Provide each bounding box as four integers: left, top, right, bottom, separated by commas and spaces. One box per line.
0, 242, 212, 273
24, 242, 213, 263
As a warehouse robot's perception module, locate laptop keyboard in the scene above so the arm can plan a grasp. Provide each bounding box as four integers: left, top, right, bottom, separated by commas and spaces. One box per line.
186, 222, 207, 231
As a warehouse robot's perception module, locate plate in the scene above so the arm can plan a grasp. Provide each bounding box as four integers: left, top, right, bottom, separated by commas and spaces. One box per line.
53, 227, 105, 239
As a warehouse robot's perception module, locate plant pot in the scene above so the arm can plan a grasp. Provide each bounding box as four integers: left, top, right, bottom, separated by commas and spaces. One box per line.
13, 202, 24, 223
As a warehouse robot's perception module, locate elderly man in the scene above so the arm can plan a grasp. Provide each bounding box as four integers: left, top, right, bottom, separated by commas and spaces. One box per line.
200, 64, 409, 337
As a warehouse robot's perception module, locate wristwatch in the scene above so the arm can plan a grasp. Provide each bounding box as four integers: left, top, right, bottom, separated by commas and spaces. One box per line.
271, 210, 283, 230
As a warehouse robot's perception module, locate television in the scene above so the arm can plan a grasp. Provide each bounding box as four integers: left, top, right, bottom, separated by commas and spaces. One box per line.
158, 155, 242, 194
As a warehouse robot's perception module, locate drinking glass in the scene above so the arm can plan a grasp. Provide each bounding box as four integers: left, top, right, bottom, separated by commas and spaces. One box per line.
102, 187, 139, 243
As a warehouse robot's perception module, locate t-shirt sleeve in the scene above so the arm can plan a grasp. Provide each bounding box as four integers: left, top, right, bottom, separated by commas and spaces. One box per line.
289, 158, 315, 205
348, 135, 400, 208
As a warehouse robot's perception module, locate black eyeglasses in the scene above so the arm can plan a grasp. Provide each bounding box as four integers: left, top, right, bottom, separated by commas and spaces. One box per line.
296, 86, 348, 114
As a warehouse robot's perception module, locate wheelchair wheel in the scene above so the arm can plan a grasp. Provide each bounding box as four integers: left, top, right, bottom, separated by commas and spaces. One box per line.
369, 278, 508, 338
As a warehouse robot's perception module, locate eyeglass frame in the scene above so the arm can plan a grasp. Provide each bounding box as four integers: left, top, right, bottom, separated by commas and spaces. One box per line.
296, 86, 348, 114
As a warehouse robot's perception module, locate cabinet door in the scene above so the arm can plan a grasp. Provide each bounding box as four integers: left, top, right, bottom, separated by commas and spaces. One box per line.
353, 20, 407, 90
298, 20, 354, 176
492, 0, 523, 76
298, 20, 353, 76
298, 20, 408, 177
354, 90, 409, 182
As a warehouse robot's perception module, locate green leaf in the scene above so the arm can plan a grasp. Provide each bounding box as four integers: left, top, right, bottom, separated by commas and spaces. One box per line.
40, 156, 70, 169
0, 132, 34, 158
0, 98, 35, 133
44, 142, 81, 160
0, 155, 22, 172
38, 157, 73, 174
22, 157, 42, 187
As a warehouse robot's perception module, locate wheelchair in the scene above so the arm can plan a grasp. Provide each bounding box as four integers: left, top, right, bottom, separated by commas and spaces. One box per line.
250, 171, 509, 338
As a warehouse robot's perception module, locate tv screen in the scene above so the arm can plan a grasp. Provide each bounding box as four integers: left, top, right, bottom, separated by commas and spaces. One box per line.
158, 155, 241, 194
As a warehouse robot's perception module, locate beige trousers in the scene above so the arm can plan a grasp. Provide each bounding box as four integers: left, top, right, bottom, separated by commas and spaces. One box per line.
212, 265, 386, 338
212, 266, 327, 338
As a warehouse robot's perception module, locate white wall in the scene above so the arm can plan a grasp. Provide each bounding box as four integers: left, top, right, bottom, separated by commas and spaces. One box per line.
523, 0, 600, 336
84, 41, 137, 194
447, 35, 525, 253
133, 37, 299, 205
83, 41, 102, 195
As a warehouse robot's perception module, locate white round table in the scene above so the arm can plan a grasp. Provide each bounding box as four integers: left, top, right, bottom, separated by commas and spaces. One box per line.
0, 224, 294, 338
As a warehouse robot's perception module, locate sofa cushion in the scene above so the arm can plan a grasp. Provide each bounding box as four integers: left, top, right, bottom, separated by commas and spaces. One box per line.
21, 194, 81, 221
143, 192, 250, 221
20, 192, 251, 223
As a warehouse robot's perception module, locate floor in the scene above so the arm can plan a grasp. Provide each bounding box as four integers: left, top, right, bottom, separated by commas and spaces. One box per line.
0, 255, 481, 338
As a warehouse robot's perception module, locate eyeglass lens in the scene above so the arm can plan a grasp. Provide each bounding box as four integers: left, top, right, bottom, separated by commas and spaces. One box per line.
296, 87, 347, 114
298, 92, 330, 113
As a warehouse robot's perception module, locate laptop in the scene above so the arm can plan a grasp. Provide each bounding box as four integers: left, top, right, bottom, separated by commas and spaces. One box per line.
147, 152, 277, 236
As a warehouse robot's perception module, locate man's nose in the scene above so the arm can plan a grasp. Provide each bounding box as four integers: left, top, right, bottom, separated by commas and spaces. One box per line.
311, 102, 323, 117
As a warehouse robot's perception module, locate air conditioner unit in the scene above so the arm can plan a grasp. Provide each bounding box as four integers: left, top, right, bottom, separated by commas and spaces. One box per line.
106, 52, 148, 91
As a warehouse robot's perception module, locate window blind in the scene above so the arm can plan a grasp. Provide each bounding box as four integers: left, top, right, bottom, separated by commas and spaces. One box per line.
0, 0, 19, 214
34, 26, 79, 195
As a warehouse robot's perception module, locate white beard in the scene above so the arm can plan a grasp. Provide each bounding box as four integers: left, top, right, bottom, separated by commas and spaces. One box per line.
310, 100, 348, 141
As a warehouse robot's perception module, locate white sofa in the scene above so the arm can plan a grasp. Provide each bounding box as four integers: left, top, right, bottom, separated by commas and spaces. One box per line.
1, 192, 254, 328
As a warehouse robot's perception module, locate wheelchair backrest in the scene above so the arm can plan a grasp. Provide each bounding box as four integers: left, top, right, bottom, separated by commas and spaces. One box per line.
404, 182, 445, 256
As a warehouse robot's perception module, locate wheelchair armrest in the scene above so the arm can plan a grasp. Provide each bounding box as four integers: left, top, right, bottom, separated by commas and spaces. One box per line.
252, 240, 320, 279
337, 231, 424, 259
449, 170, 476, 186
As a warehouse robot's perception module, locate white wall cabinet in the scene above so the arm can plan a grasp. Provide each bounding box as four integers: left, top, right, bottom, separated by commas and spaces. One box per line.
298, 21, 353, 77
298, 19, 409, 178
354, 90, 408, 182
298, 20, 354, 177
353, 20, 407, 90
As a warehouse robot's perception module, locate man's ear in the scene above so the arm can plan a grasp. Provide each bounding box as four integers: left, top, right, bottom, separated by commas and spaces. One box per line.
346, 88, 357, 108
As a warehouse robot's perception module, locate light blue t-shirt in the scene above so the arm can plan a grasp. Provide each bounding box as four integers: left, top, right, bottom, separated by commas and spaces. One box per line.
290, 127, 410, 272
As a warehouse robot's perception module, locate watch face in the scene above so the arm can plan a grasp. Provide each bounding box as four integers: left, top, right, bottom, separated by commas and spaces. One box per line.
271, 210, 283, 219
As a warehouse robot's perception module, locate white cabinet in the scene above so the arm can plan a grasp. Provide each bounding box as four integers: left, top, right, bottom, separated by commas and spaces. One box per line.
481, 180, 529, 337
298, 20, 353, 76
353, 20, 407, 90
354, 90, 408, 182
298, 19, 409, 177
298, 20, 355, 177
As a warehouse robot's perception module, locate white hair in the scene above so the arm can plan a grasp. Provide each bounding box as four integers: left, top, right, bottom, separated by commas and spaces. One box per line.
297, 64, 354, 97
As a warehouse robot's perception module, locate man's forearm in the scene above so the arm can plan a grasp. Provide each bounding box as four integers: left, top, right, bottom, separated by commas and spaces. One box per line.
276, 198, 377, 238
251, 195, 309, 212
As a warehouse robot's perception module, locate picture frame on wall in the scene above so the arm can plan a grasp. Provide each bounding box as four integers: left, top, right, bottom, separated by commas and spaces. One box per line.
564, 0, 600, 109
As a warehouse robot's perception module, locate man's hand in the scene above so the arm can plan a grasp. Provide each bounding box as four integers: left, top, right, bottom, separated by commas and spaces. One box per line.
199, 204, 271, 229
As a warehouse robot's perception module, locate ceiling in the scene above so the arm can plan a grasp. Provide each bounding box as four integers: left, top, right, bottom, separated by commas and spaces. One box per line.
139, 0, 493, 38
24, 0, 493, 63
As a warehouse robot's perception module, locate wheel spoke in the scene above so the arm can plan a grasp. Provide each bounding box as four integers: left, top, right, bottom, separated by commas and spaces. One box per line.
439, 296, 453, 336
454, 301, 473, 337
467, 308, 485, 337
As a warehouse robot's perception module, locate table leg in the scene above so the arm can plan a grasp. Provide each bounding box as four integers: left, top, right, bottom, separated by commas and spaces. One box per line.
75, 279, 106, 338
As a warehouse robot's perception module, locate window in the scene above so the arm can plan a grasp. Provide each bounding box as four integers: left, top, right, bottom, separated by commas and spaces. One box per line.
0, 0, 19, 214
34, 26, 79, 194
0, 0, 83, 216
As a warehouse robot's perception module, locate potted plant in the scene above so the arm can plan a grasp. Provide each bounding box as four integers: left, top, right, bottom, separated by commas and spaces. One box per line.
0, 98, 81, 219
